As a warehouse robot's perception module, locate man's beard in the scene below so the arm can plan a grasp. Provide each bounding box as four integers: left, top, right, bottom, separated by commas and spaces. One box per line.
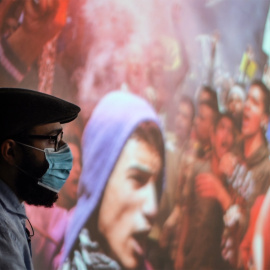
15, 147, 58, 207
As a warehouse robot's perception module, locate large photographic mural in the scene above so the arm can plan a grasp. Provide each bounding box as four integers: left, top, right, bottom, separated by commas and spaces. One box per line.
0, 0, 270, 269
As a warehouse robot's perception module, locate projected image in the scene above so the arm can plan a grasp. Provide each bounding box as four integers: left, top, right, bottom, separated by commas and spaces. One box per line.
0, 0, 270, 269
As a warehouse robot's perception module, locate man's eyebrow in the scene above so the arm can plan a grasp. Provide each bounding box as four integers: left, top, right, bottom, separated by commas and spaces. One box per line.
128, 162, 153, 174
47, 128, 63, 135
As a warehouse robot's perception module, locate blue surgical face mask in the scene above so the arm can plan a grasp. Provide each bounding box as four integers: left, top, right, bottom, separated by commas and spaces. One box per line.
15, 142, 73, 193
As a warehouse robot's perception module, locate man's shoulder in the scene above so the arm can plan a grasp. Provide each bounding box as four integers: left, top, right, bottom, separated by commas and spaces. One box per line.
0, 214, 31, 269
0, 211, 20, 246
0, 205, 20, 232
249, 151, 270, 179
0, 203, 11, 224
247, 144, 270, 168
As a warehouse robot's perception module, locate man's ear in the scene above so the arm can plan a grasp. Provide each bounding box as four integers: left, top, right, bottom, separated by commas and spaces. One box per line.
0, 139, 18, 165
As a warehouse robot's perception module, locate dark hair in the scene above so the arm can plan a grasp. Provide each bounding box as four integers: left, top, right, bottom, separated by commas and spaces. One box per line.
198, 99, 219, 123
214, 112, 237, 137
250, 80, 270, 115
179, 95, 195, 122
200, 85, 218, 110
131, 121, 164, 161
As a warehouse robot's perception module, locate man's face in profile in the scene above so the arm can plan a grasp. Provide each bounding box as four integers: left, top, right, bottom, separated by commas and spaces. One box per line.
15, 122, 63, 206
228, 92, 244, 117
98, 137, 162, 269
198, 89, 211, 104
195, 104, 214, 143
175, 101, 193, 141
242, 85, 267, 138
212, 116, 235, 160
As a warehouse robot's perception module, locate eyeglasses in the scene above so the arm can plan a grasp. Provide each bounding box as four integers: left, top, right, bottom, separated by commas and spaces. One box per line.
28, 131, 63, 152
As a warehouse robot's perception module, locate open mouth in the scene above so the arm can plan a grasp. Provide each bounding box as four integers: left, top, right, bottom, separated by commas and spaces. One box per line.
242, 112, 250, 128
132, 230, 150, 257
221, 141, 229, 150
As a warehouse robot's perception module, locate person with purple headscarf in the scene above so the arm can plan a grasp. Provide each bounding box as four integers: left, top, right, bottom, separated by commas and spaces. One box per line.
60, 91, 165, 270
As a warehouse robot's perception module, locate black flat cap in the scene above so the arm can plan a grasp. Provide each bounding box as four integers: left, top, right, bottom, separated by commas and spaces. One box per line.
0, 88, 81, 141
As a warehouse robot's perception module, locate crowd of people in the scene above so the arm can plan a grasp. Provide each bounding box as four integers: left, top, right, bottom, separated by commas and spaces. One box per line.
154, 81, 270, 270
0, 0, 270, 270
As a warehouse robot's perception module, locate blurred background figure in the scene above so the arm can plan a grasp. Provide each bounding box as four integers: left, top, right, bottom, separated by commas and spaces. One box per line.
1, 15, 20, 38
196, 85, 218, 110
191, 84, 219, 158
0, 0, 22, 37
192, 100, 219, 159
173, 96, 196, 148
176, 112, 237, 270
149, 95, 195, 269
252, 187, 270, 270
151, 91, 219, 269
0, 0, 69, 87
240, 194, 265, 270
226, 83, 246, 131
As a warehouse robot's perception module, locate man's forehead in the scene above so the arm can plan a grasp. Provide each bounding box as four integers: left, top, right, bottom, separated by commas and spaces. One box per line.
199, 105, 214, 119
30, 122, 62, 134
248, 85, 264, 101
215, 117, 235, 136
178, 102, 192, 114
122, 138, 161, 174
129, 161, 154, 173
218, 117, 232, 126
230, 93, 244, 101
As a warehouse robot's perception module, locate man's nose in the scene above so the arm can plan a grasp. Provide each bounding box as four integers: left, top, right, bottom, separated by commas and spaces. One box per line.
59, 139, 66, 148
142, 183, 158, 224
244, 98, 251, 110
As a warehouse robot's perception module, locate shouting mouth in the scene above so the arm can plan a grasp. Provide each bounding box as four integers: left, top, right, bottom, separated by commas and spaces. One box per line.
242, 112, 250, 128
132, 230, 150, 257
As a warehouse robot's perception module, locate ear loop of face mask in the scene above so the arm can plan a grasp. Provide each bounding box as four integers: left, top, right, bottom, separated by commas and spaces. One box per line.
13, 141, 46, 182
13, 163, 41, 182
15, 141, 53, 152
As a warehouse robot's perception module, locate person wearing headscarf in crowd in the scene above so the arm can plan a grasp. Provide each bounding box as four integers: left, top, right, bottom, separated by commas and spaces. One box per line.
60, 91, 165, 270
227, 83, 246, 131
